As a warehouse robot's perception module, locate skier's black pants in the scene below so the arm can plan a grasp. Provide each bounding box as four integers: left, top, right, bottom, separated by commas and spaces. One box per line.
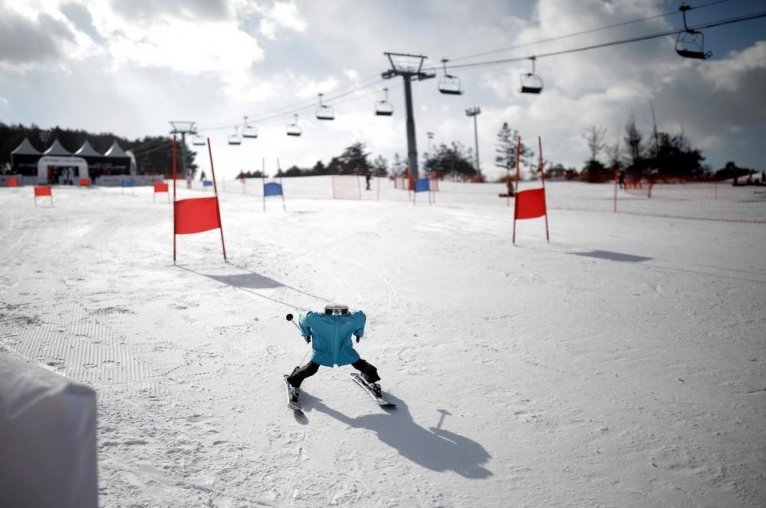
287, 359, 380, 387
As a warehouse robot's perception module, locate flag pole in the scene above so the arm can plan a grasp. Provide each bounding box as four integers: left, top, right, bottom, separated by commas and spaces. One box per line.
172, 135, 177, 264
539, 136, 549, 243
512, 136, 522, 245
262, 158, 266, 212
207, 138, 227, 261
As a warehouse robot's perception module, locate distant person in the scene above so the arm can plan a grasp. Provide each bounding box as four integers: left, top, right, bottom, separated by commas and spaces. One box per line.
618, 170, 625, 189
365, 172, 372, 190
185, 170, 193, 189
200, 171, 206, 182
285, 304, 382, 405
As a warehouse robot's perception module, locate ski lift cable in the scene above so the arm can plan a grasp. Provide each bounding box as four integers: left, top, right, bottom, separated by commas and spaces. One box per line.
447, 0, 731, 64
197, 75, 387, 133
434, 10, 766, 72
191, 4, 762, 137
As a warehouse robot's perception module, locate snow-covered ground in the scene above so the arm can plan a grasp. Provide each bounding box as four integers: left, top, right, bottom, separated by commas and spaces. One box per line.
1, 179, 765, 507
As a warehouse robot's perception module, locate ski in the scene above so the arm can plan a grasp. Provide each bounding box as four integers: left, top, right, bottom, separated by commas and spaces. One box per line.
284, 375, 304, 416
350, 373, 396, 408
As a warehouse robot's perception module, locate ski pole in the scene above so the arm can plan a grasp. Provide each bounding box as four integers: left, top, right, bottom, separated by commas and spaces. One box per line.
286, 313, 310, 343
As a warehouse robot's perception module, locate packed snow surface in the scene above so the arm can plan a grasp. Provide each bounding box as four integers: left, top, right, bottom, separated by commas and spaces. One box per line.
1, 178, 764, 507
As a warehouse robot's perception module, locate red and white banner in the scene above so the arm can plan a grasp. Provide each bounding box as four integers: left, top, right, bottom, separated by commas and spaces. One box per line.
34, 185, 53, 206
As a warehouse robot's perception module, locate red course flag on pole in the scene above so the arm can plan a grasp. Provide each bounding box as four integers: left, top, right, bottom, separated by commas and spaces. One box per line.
34, 186, 52, 197
174, 196, 222, 234
512, 136, 550, 244
171, 135, 227, 263
514, 188, 547, 219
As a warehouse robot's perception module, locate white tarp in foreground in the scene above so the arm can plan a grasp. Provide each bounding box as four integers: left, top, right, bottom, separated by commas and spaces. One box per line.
0, 354, 98, 508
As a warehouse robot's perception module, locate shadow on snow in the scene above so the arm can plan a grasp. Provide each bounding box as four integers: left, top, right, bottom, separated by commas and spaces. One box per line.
301, 392, 492, 479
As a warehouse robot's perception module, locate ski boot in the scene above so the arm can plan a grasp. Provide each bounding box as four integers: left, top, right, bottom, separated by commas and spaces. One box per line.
362, 375, 382, 398
287, 383, 300, 404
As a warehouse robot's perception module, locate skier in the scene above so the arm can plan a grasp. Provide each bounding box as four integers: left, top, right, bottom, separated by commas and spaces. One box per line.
285, 304, 382, 404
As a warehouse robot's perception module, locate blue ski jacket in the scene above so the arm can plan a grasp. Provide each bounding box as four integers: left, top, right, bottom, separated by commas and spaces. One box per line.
298, 310, 366, 367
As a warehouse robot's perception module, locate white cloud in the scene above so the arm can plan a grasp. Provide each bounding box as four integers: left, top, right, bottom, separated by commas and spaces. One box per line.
295, 77, 341, 99
343, 69, 360, 82
109, 20, 263, 76
699, 41, 766, 92
2, 0, 765, 178
257, 1, 307, 40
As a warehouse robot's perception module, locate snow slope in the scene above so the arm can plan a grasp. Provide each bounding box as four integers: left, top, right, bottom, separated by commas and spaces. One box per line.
1, 180, 764, 507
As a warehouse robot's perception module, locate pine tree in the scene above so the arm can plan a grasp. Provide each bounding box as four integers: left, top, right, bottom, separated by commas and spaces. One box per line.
495, 122, 533, 192
495, 122, 532, 174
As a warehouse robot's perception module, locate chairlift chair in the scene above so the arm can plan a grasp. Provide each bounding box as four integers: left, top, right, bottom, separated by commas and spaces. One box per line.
675, 4, 712, 60
286, 115, 302, 137
228, 127, 242, 145
438, 59, 463, 95
375, 88, 394, 116
192, 135, 205, 146
242, 116, 258, 138
316, 93, 335, 121
519, 56, 543, 94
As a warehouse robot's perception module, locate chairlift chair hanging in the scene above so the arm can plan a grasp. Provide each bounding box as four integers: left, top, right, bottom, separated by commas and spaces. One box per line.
228, 127, 242, 145
520, 56, 543, 94
438, 59, 463, 95
316, 93, 335, 121
192, 135, 205, 146
242, 116, 258, 138
675, 4, 712, 60
286, 114, 302, 137
375, 88, 394, 116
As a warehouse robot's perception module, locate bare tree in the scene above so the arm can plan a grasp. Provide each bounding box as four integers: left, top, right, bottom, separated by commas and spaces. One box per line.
583, 125, 607, 163
606, 137, 623, 169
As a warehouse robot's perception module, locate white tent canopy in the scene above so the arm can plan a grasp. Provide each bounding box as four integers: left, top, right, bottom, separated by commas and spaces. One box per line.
11, 138, 41, 155
104, 141, 128, 158
43, 139, 72, 156
75, 140, 102, 157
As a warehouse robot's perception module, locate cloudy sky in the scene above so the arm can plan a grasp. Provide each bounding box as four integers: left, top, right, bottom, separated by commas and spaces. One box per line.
1, 0, 765, 180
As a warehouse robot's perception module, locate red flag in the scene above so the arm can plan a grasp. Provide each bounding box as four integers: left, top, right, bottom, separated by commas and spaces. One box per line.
514, 188, 547, 220
154, 182, 169, 193
174, 196, 221, 234
34, 186, 52, 197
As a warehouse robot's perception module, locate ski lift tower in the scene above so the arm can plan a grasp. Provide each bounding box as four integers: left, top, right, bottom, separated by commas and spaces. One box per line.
170, 121, 197, 179
382, 52, 435, 179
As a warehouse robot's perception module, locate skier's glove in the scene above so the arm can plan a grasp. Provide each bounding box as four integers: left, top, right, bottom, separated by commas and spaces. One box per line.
304, 335, 311, 344
354, 335, 360, 343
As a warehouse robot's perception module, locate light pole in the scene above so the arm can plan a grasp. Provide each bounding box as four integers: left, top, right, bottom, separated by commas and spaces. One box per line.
465, 107, 481, 175
382, 52, 435, 179
426, 131, 434, 171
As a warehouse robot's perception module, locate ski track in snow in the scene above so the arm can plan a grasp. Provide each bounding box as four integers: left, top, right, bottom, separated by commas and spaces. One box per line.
1, 181, 765, 507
